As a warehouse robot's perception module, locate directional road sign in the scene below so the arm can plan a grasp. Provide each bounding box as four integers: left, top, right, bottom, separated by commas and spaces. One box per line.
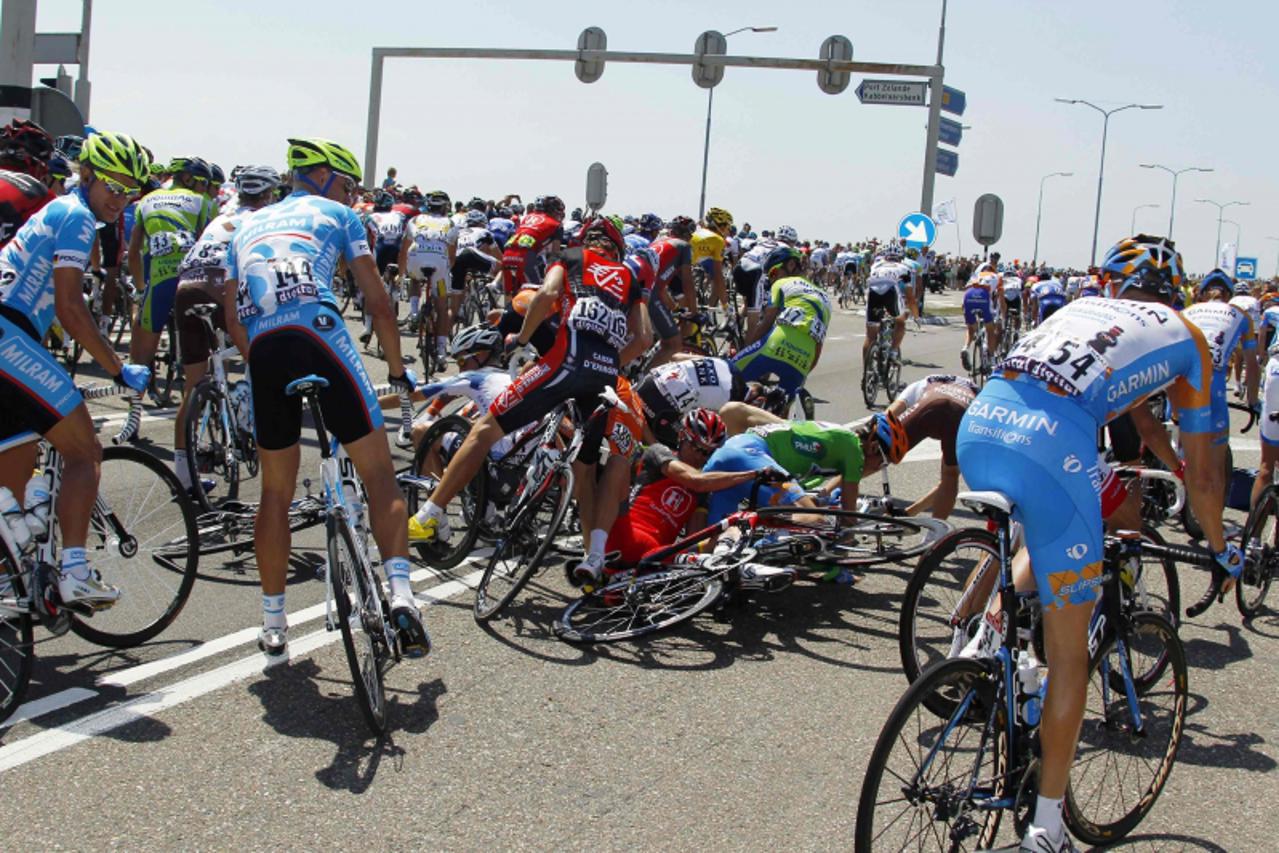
935, 147, 959, 177
938, 117, 964, 146
856, 79, 927, 106
941, 85, 966, 116
898, 212, 937, 249
1236, 257, 1258, 280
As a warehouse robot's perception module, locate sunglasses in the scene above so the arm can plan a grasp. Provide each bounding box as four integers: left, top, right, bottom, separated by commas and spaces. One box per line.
93, 170, 141, 200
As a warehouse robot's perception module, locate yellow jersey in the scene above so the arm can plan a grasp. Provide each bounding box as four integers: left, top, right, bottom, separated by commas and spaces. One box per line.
690, 227, 726, 270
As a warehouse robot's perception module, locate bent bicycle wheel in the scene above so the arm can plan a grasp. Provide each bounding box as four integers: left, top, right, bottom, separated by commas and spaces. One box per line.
328, 515, 388, 735
756, 507, 949, 567
555, 568, 724, 644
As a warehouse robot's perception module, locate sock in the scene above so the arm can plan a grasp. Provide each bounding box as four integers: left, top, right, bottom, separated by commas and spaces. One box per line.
422, 500, 446, 522
409, 296, 420, 318
262, 592, 286, 630
589, 529, 608, 559
173, 449, 191, 489
363, 314, 373, 333
61, 546, 88, 580
1032, 795, 1064, 841
384, 556, 413, 600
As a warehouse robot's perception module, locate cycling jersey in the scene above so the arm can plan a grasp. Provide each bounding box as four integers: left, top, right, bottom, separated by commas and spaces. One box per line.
896, 374, 978, 409
703, 433, 806, 524
690, 227, 725, 272
1229, 294, 1261, 331
404, 213, 457, 296
738, 238, 779, 273
500, 211, 562, 295
897, 378, 976, 466
636, 356, 743, 445
963, 272, 998, 324
457, 225, 495, 257
649, 236, 692, 294
1184, 301, 1257, 435
749, 420, 865, 482
1031, 278, 1067, 323
623, 250, 656, 303
867, 260, 910, 296
607, 443, 705, 563
835, 251, 858, 272
624, 232, 651, 255
415, 368, 527, 460
177, 208, 246, 283
1001, 274, 1024, 301
0, 170, 56, 247
135, 187, 218, 332
174, 208, 250, 366
734, 276, 831, 395
487, 216, 515, 248
369, 210, 407, 250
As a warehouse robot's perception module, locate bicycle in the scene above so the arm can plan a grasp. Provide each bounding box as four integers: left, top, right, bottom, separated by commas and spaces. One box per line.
964, 323, 992, 389
1238, 465, 1279, 617
454, 270, 501, 331
855, 490, 1188, 851
0, 384, 199, 724
861, 320, 902, 407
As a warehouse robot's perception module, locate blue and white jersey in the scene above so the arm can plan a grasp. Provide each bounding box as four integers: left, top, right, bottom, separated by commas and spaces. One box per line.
0, 187, 97, 339
1182, 301, 1256, 373
487, 216, 515, 248
1031, 278, 1066, 300
226, 191, 370, 337
1260, 306, 1279, 355
416, 368, 530, 459
835, 251, 859, 268
624, 232, 651, 256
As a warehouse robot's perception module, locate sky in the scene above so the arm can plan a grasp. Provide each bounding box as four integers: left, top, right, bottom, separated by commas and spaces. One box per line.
26, 0, 1279, 273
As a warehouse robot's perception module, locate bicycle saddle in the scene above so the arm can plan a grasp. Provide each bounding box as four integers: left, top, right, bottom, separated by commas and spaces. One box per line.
185, 304, 218, 318
958, 490, 1014, 521
285, 374, 330, 396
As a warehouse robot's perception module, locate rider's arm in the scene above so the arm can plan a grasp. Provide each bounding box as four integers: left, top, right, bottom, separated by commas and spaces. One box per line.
54, 268, 123, 376
659, 457, 758, 493
516, 265, 564, 344
619, 302, 653, 367
1245, 347, 1261, 409
710, 258, 725, 307
1181, 430, 1227, 554
397, 230, 411, 276
906, 464, 960, 519
222, 278, 250, 360
127, 223, 144, 289
743, 305, 779, 347
1126, 398, 1181, 472
352, 253, 406, 371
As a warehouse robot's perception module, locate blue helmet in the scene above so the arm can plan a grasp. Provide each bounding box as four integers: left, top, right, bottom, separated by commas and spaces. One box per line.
1197, 268, 1233, 297
639, 213, 662, 233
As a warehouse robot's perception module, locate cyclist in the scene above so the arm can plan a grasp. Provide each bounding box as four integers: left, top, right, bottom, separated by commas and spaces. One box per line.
222, 137, 427, 658
690, 207, 733, 307
499, 194, 564, 298
1028, 274, 1068, 327
0, 131, 153, 608
634, 355, 747, 447
451, 208, 502, 322
411, 215, 648, 550
960, 266, 1000, 372
368, 190, 407, 277
646, 215, 696, 368
1000, 267, 1025, 334
1229, 280, 1262, 393
734, 229, 779, 333
0, 119, 57, 245
171, 165, 281, 495
863, 249, 911, 369
834, 245, 861, 306
1254, 297, 1279, 508
958, 235, 1233, 853
396, 189, 456, 357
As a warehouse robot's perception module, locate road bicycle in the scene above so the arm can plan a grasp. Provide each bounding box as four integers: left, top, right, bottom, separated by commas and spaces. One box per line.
855, 490, 1188, 851
861, 320, 902, 407
453, 270, 501, 331
0, 384, 199, 724
1237, 468, 1279, 617
964, 323, 992, 389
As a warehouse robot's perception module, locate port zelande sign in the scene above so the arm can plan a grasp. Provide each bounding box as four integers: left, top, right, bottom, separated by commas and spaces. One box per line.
855, 79, 928, 106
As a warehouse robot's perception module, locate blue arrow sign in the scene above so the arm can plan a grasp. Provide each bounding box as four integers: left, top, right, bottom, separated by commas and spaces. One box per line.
941, 85, 966, 116
898, 212, 937, 249
935, 147, 959, 177
1236, 257, 1258, 280
938, 116, 964, 146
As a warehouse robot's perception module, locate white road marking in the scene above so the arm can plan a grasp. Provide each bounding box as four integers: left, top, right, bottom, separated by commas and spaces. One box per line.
4, 688, 97, 728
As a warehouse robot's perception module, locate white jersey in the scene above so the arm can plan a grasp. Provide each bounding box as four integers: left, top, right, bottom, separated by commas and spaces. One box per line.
896, 374, 979, 409
835, 251, 858, 268
450, 211, 469, 230
739, 238, 779, 273
810, 247, 830, 268
406, 213, 458, 266
457, 226, 496, 254
1001, 274, 1024, 297
867, 260, 911, 296
414, 369, 528, 459
177, 207, 248, 279
1183, 301, 1256, 372
369, 211, 406, 249
1229, 294, 1261, 330
643, 357, 738, 415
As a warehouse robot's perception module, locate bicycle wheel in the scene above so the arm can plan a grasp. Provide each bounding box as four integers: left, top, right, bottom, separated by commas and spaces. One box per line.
328, 514, 388, 735
861, 353, 881, 407
854, 656, 1005, 852
899, 527, 1001, 688
183, 381, 240, 514
148, 325, 182, 408
1237, 485, 1277, 617
407, 415, 486, 569
474, 465, 574, 622
884, 353, 902, 400
0, 553, 34, 726
1065, 612, 1187, 846
555, 568, 724, 644
68, 446, 199, 648
758, 508, 947, 566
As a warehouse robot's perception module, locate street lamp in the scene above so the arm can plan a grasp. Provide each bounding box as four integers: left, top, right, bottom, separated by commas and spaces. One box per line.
1032, 171, 1072, 267
1131, 203, 1160, 234
698, 25, 777, 220
1055, 98, 1163, 264
1138, 163, 1212, 239
1195, 198, 1249, 263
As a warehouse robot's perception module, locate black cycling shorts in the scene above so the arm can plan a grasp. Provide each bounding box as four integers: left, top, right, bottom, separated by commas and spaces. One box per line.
174, 275, 227, 366
375, 244, 399, 276
866, 288, 902, 324
733, 266, 763, 311
98, 221, 122, 269
450, 250, 497, 294
649, 297, 679, 341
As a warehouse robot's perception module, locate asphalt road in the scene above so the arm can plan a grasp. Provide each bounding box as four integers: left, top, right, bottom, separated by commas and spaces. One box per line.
1, 290, 1273, 851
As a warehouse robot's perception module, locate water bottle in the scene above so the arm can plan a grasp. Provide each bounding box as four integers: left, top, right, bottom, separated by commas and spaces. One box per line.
0, 487, 32, 553
23, 472, 52, 538
1016, 650, 1043, 727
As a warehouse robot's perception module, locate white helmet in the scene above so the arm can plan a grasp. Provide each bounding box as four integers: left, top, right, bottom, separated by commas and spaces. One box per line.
777, 225, 798, 244
449, 324, 502, 359
233, 165, 281, 196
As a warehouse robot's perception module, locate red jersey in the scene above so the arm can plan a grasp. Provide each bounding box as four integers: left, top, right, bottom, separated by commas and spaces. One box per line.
0, 170, 57, 248
648, 236, 692, 296
500, 211, 564, 294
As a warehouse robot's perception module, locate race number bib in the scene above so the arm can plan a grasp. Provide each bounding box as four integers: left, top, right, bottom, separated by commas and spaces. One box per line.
567, 296, 628, 349
149, 230, 195, 258
1002, 315, 1120, 395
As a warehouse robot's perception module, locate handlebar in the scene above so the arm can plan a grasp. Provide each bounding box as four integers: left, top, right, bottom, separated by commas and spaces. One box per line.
1228, 401, 1258, 433
372, 382, 414, 448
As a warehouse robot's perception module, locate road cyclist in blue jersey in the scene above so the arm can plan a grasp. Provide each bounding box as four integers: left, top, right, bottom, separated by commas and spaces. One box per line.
0, 131, 154, 608
222, 137, 428, 658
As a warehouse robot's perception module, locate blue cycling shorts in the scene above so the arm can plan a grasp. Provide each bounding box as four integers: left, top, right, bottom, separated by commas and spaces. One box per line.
703, 433, 805, 524
1037, 295, 1066, 324
0, 313, 82, 448
1208, 371, 1230, 440
963, 288, 993, 325
956, 377, 1102, 612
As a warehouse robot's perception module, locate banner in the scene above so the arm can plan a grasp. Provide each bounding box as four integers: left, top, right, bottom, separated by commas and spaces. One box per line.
932, 198, 957, 225
1219, 242, 1236, 272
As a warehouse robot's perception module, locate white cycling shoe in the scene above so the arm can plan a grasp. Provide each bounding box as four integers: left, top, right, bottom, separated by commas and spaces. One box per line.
258, 625, 288, 657
573, 553, 606, 588
58, 568, 120, 611
985, 825, 1079, 852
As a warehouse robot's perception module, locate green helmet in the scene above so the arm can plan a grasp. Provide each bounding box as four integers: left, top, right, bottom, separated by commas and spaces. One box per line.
79, 131, 151, 182
285, 137, 362, 182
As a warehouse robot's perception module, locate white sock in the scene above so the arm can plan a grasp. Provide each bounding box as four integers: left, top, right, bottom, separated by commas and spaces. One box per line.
419, 500, 446, 523
262, 593, 286, 630
384, 556, 413, 600
410, 296, 420, 317
1032, 795, 1064, 841
173, 449, 191, 489
364, 314, 373, 333
589, 529, 608, 559
61, 546, 88, 579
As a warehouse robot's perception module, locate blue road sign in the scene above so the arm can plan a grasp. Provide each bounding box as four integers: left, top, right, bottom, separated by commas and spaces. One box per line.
1236, 257, 1258, 280
939, 116, 964, 146
898, 212, 937, 249
941, 85, 966, 116
935, 147, 959, 177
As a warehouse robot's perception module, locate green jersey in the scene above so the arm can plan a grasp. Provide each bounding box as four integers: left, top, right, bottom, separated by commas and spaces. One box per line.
750, 421, 864, 482
136, 188, 217, 285
762, 275, 831, 373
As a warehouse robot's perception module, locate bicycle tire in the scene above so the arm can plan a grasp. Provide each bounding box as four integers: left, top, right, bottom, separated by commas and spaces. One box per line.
1237, 485, 1277, 617
474, 465, 574, 622
861, 353, 880, 407
183, 381, 241, 515
854, 656, 1004, 852
408, 415, 486, 569
1065, 612, 1187, 846
147, 324, 182, 408
0, 551, 34, 726
755, 508, 948, 566
328, 514, 388, 735
555, 568, 725, 644
884, 353, 902, 400
69, 446, 199, 648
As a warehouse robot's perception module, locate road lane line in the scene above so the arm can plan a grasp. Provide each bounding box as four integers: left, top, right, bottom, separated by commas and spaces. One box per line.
4, 689, 98, 728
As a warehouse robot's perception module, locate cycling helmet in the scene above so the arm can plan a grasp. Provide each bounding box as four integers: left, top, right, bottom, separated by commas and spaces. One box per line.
510, 202, 525, 215
373, 191, 394, 212
285, 137, 362, 181
533, 195, 566, 219
208, 163, 225, 186
581, 214, 625, 256
425, 190, 450, 213
468, 196, 486, 212
705, 206, 734, 230
764, 246, 803, 276
465, 209, 488, 228
1101, 234, 1183, 302
777, 225, 799, 244
46, 153, 71, 181
678, 409, 727, 451
496, 206, 512, 218
667, 215, 696, 239
234, 165, 282, 196
881, 248, 904, 262
744, 383, 788, 415
402, 187, 423, 206
871, 412, 910, 464
1, 119, 54, 177
80, 131, 151, 182
169, 156, 212, 182
1234, 281, 1252, 296
449, 324, 503, 359
1197, 268, 1234, 297
639, 213, 662, 234
53, 134, 83, 160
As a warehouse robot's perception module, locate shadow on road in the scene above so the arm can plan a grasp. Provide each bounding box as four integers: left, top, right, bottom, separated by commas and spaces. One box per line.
1176, 691, 1275, 772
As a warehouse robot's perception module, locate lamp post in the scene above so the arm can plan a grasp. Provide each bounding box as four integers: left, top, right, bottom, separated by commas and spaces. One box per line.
698, 25, 777, 220
1195, 198, 1249, 263
1055, 98, 1163, 264
1138, 163, 1212, 239
1032, 171, 1072, 268
1131, 203, 1160, 234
